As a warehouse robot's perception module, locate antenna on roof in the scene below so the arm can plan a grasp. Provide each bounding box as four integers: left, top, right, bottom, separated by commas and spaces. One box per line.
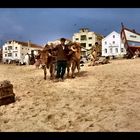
132, 29, 136, 33
121, 22, 124, 28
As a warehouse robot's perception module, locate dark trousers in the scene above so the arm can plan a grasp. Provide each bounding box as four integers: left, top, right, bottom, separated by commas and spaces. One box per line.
56, 60, 67, 79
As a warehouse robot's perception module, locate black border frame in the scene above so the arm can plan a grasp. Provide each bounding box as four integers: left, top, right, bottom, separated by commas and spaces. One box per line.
0, 0, 140, 139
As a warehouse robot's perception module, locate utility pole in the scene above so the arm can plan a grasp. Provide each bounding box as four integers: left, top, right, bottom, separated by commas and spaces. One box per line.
0, 40, 2, 48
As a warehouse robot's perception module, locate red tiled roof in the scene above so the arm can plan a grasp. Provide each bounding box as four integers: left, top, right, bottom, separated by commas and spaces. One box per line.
8, 40, 43, 49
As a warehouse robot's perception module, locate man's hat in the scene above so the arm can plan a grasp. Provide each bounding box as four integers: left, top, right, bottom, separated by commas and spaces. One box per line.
60, 38, 66, 42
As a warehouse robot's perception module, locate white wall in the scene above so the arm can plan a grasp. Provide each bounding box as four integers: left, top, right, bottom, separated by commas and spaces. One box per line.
102, 31, 126, 57
19, 45, 30, 61
2, 41, 20, 61
2, 41, 42, 62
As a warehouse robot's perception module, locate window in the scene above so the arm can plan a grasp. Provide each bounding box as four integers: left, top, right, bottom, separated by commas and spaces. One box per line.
22, 48, 23, 49
105, 49, 107, 53
81, 35, 87, 41
15, 53, 17, 57
110, 48, 112, 53
8, 53, 12, 57
5, 54, 7, 57
88, 37, 92, 40
113, 41, 115, 44
89, 44, 92, 47
105, 41, 107, 45
113, 35, 115, 38
5, 47, 7, 50
121, 48, 124, 52
115, 48, 118, 53
76, 38, 79, 40
15, 47, 17, 50
8, 46, 12, 50
80, 43, 86, 48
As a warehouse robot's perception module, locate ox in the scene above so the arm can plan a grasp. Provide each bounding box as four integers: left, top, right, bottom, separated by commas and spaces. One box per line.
66, 42, 81, 78
39, 44, 57, 80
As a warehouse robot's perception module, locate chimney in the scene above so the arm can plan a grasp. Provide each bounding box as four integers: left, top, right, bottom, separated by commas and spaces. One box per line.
28, 40, 31, 47
132, 29, 136, 33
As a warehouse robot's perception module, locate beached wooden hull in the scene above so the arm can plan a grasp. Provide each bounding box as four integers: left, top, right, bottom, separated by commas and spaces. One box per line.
121, 23, 140, 57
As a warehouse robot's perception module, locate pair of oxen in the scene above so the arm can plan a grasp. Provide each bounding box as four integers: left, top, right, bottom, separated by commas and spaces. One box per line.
37, 42, 81, 80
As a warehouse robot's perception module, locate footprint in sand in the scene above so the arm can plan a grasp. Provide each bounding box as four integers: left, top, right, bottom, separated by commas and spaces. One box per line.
0, 112, 3, 116
3, 119, 9, 124
47, 114, 55, 120
32, 113, 38, 117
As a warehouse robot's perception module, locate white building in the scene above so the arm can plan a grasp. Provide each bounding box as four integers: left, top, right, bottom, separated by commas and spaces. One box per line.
0, 48, 2, 62
72, 28, 104, 56
102, 31, 126, 57
2, 40, 43, 63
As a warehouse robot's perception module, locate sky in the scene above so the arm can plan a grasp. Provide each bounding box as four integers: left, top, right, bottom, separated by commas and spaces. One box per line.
0, 8, 140, 47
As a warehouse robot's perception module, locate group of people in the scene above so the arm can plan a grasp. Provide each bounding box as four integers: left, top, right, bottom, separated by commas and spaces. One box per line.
34, 40, 104, 81
34, 39, 110, 81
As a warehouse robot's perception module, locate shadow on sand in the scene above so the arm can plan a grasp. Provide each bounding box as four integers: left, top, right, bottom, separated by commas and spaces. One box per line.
75, 70, 89, 78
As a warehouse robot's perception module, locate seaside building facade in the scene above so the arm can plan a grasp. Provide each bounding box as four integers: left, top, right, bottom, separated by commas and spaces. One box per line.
2, 40, 42, 63
72, 28, 104, 56
102, 31, 126, 57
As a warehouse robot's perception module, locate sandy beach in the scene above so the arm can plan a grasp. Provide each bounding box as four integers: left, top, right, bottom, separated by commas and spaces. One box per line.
0, 58, 140, 132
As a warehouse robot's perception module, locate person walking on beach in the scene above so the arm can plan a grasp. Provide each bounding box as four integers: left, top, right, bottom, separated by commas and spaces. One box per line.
93, 42, 101, 57
89, 48, 97, 66
53, 38, 69, 81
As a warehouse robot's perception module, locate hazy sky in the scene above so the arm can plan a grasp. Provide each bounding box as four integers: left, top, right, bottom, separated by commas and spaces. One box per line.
0, 8, 140, 46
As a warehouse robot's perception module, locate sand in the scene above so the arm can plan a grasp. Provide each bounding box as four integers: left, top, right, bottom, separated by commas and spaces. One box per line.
0, 58, 140, 132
